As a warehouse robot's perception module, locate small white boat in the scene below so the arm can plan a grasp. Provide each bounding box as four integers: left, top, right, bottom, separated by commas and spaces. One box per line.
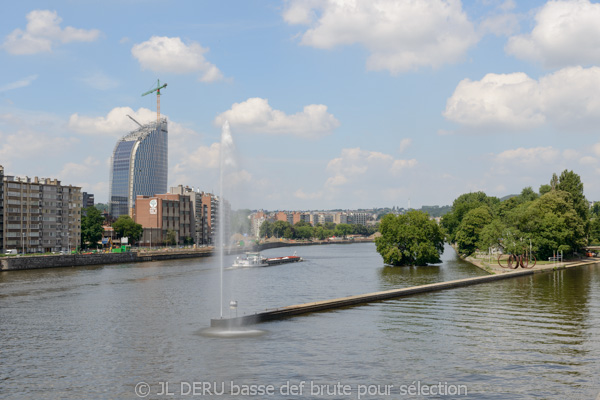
232, 252, 268, 267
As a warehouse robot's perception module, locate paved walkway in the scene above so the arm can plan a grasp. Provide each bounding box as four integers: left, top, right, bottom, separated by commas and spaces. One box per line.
465, 254, 598, 275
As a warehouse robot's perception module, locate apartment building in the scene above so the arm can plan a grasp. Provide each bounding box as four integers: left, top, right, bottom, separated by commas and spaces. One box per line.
135, 193, 193, 246
1, 167, 82, 253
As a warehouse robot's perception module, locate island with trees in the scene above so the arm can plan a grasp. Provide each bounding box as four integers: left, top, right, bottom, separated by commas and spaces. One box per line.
375, 170, 596, 267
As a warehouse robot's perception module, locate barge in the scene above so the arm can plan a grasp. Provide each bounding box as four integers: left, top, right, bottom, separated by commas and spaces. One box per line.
233, 251, 303, 268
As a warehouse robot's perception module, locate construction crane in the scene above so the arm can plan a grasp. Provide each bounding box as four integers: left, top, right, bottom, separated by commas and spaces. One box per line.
141, 79, 167, 124
127, 114, 142, 127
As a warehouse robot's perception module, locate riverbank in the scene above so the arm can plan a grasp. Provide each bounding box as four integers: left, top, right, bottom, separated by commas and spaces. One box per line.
0, 238, 373, 271
460, 248, 599, 275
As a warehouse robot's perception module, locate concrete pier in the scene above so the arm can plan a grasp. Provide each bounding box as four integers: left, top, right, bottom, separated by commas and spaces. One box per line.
211, 260, 597, 327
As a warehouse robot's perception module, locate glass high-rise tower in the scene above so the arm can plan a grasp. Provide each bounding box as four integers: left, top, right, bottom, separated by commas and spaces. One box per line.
109, 118, 168, 218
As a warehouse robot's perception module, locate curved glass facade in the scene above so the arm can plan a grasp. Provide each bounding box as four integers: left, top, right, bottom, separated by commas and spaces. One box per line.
109, 119, 168, 218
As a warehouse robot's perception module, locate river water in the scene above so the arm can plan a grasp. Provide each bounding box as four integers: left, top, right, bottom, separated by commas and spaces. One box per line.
1, 243, 599, 399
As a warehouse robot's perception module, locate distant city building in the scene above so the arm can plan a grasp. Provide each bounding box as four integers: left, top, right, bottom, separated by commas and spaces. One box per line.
319, 213, 334, 224
250, 211, 267, 238
1, 166, 82, 253
135, 193, 193, 246
109, 118, 168, 219
310, 213, 320, 226
82, 192, 95, 209
0, 166, 4, 252
349, 212, 370, 226
275, 211, 288, 223
333, 212, 348, 225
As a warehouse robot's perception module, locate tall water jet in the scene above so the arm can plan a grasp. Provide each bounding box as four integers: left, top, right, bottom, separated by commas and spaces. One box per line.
218, 121, 235, 318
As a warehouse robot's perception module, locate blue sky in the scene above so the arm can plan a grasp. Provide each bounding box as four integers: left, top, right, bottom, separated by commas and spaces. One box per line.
2, 0, 600, 210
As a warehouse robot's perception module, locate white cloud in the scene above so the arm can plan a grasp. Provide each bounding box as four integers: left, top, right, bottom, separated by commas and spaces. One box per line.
444, 66, 600, 131
444, 72, 544, 129
325, 147, 416, 186
506, 0, 600, 68
398, 138, 412, 154
214, 98, 340, 138
59, 156, 101, 182
0, 75, 39, 92
0, 129, 76, 164
131, 36, 223, 82
174, 142, 221, 172
68, 107, 157, 136
479, 13, 519, 37
3, 10, 100, 55
579, 156, 597, 165
494, 146, 560, 165
562, 149, 579, 160
283, 0, 478, 74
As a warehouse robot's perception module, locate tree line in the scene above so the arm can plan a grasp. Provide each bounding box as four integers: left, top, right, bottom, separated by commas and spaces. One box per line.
442, 170, 591, 260
259, 220, 378, 240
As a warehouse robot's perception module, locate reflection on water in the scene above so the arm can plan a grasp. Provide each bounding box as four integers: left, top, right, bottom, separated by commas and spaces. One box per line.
197, 327, 268, 338
1, 243, 599, 399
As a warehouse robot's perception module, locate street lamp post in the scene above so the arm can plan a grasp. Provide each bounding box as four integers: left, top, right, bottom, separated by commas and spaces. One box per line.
22, 232, 25, 255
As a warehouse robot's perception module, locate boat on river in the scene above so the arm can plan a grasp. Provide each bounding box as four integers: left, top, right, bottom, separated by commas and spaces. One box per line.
232, 251, 303, 268
233, 252, 268, 267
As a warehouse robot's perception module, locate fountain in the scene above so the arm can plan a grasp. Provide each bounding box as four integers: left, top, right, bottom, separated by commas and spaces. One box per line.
202, 121, 267, 337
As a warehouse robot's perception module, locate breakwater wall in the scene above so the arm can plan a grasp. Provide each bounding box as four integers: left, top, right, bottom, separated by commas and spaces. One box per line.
0, 249, 213, 271
210, 259, 597, 328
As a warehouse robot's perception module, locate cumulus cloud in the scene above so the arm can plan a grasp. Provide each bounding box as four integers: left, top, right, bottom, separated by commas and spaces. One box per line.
131, 36, 223, 82
494, 146, 560, 165
68, 107, 157, 136
0, 130, 76, 163
59, 156, 101, 181
283, 0, 478, 73
444, 66, 600, 131
214, 98, 340, 138
3, 10, 100, 55
325, 147, 416, 186
505, 0, 600, 68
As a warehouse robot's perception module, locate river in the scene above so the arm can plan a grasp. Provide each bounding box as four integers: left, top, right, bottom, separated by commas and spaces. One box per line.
1, 243, 598, 399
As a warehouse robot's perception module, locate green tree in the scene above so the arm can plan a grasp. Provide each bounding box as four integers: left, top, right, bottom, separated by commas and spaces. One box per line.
165, 229, 177, 245
477, 218, 506, 251
295, 225, 314, 239
441, 192, 499, 242
557, 169, 589, 223
334, 223, 353, 238
454, 206, 493, 255
283, 227, 294, 239
259, 220, 272, 238
294, 220, 311, 228
81, 206, 104, 249
539, 184, 552, 196
272, 220, 290, 238
323, 222, 336, 231
375, 211, 445, 266
509, 190, 586, 259
112, 215, 143, 244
